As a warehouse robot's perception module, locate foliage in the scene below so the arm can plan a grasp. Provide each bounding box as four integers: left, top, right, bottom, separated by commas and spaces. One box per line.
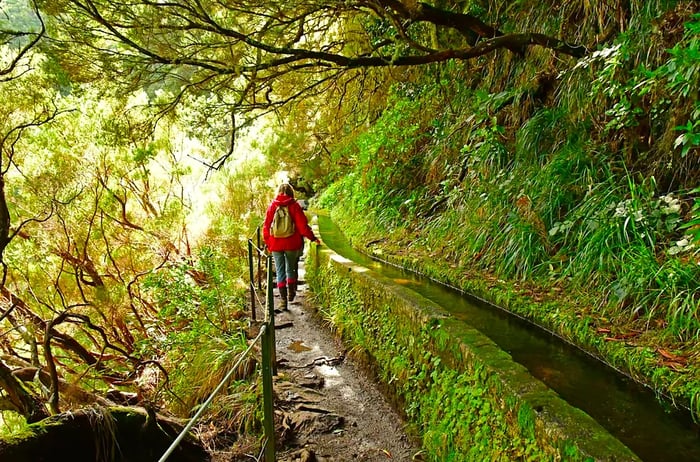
315, 0, 700, 417
0, 33, 262, 442
680, 187, 700, 246
22, 0, 590, 174
1, 0, 699, 453
0, 412, 28, 439
662, 14, 700, 158
559, 8, 700, 186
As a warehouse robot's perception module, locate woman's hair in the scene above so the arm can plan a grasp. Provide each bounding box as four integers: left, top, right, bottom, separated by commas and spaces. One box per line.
277, 183, 295, 198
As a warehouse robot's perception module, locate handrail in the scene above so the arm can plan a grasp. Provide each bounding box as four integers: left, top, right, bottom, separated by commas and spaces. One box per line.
249, 240, 266, 255
248, 227, 267, 321
159, 238, 278, 462
157, 324, 267, 462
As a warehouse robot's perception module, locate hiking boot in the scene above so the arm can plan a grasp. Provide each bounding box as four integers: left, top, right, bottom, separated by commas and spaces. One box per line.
288, 282, 297, 302
278, 286, 288, 310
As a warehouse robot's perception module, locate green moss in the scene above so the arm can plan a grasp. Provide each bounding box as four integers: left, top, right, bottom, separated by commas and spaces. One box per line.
306, 247, 640, 462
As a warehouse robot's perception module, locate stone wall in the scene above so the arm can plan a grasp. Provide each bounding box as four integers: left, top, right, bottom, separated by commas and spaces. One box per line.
305, 246, 640, 461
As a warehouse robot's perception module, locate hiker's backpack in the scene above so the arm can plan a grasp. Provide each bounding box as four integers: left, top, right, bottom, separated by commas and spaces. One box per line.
270, 205, 295, 238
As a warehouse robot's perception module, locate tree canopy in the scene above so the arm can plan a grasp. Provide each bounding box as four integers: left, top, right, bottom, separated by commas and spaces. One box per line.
38, 0, 589, 167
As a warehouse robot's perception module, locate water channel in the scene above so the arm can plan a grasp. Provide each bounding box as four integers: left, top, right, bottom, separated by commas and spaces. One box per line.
317, 214, 700, 462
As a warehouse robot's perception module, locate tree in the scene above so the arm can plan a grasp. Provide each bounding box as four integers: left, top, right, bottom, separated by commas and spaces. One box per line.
0, 0, 259, 437
0, 0, 45, 81
0, 0, 50, 264
0, 72, 203, 422
39, 0, 589, 168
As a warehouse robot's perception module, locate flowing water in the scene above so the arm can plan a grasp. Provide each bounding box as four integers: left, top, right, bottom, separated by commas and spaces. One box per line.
317, 215, 700, 462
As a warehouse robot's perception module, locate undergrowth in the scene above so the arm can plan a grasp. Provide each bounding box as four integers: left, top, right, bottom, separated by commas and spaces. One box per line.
315, 3, 700, 415
140, 245, 262, 436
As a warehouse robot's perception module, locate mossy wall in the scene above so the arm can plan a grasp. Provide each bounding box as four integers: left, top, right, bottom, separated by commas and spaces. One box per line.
306, 246, 640, 462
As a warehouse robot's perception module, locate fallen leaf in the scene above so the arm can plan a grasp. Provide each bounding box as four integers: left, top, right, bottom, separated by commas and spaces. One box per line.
660, 360, 688, 372
657, 348, 687, 364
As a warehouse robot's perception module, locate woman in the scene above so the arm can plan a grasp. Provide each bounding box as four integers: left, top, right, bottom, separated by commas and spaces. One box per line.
263, 183, 320, 310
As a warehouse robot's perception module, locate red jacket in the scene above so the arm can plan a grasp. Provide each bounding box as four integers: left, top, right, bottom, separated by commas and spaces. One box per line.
263, 194, 317, 252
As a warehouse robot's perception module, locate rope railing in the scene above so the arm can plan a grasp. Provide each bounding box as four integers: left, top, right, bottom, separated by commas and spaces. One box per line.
159, 235, 277, 462
249, 231, 277, 375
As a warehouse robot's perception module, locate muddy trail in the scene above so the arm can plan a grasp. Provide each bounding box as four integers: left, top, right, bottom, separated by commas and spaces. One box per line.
269, 261, 421, 461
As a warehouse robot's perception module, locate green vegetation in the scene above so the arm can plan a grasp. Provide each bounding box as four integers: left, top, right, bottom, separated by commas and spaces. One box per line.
0, 26, 271, 444
313, 3, 700, 417
0, 0, 698, 458
306, 245, 635, 461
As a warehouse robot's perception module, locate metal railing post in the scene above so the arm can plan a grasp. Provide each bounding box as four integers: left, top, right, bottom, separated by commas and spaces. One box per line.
266, 256, 277, 375
257, 227, 262, 290
260, 322, 275, 462
248, 240, 256, 321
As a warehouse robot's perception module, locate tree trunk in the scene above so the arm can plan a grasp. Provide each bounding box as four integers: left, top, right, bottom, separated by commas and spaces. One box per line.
0, 361, 49, 423
0, 406, 210, 462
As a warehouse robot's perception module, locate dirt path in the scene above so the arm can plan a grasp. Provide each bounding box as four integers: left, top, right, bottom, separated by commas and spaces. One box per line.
272, 262, 420, 462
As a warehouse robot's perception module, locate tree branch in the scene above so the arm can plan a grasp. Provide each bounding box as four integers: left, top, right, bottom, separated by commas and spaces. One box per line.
0, 360, 49, 422
0, 0, 45, 80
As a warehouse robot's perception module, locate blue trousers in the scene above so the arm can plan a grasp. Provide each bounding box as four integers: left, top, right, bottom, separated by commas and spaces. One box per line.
272, 249, 302, 287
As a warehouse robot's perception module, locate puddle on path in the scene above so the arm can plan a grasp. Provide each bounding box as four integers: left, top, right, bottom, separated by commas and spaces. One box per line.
287, 340, 312, 352
315, 364, 364, 404
316, 364, 340, 377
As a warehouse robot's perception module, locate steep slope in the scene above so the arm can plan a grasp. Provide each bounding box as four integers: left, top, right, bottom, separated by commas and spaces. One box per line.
307, 1, 700, 416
